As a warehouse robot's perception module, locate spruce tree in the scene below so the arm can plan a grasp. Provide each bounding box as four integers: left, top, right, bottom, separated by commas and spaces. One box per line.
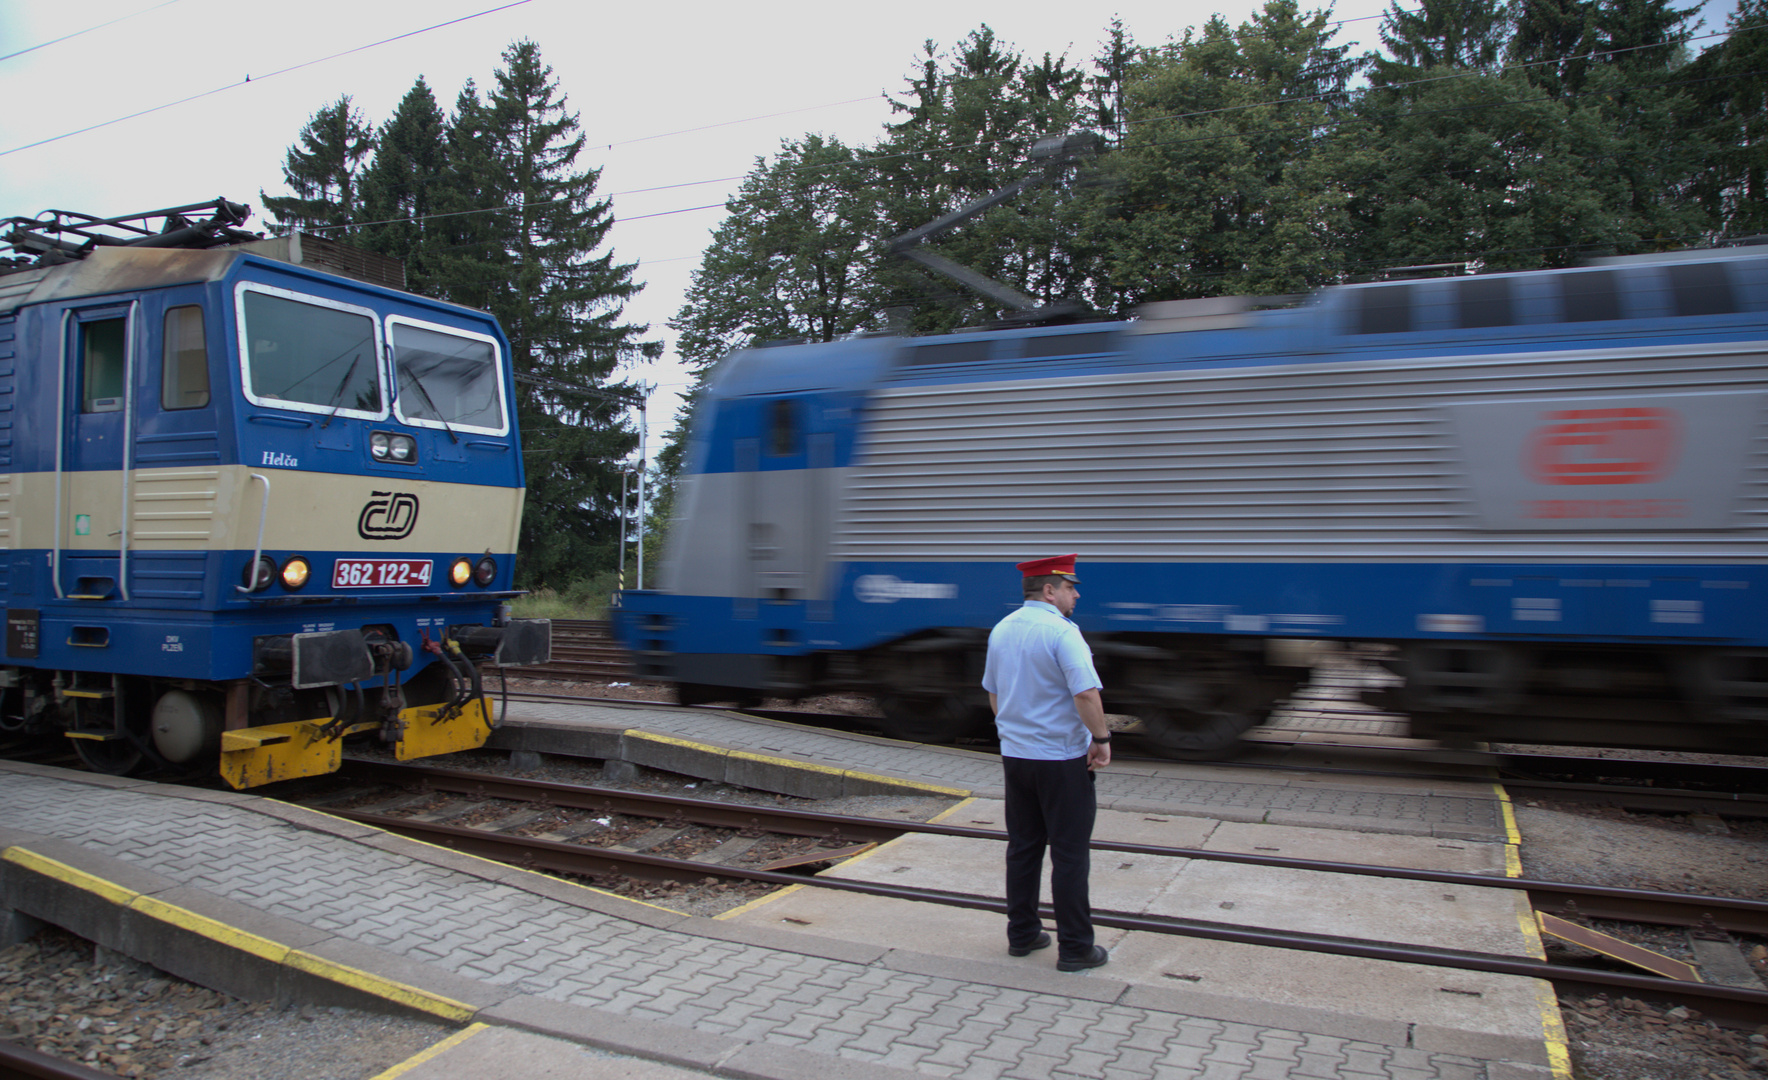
1511, 0, 1597, 95
442, 41, 660, 589
870, 26, 1093, 330
357, 78, 448, 295
260, 96, 375, 233
1087, 19, 1140, 145
1372, 0, 1509, 84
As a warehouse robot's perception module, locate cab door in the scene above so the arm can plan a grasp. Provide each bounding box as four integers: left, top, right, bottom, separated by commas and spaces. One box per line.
57, 301, 137, 601
124, 291, 221, 604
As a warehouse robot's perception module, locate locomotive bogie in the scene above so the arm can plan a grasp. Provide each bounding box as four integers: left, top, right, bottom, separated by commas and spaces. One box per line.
618, 248, 1768, 756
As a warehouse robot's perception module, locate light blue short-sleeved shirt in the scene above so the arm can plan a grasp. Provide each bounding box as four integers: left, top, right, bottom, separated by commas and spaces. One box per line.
981, 600, 1104, 760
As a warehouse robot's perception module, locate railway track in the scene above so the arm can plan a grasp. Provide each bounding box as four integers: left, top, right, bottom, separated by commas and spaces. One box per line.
0, 1039, 117, 1080
498, 685, 1768, 818
287, 758, 1768, 1028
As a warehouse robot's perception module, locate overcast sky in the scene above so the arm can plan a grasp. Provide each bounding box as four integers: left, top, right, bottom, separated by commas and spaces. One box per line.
0, 0, 1740, 458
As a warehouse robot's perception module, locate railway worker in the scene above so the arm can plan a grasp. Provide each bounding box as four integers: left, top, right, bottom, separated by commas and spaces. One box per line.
982, 553, 1112, 972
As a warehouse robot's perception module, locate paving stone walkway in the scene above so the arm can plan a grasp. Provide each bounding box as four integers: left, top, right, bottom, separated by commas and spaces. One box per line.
0, 768, 1514, 1080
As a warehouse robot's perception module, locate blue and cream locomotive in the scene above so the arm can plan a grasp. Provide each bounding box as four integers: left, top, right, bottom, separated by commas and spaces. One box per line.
0, 201, 548, 788
616, 246, 1768, 757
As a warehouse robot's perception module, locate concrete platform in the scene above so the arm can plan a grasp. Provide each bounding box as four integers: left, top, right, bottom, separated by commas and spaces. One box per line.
494, 700, 1510, 841
0, 699, 1567, 1080
374, 1022, 722, 1080
724, 800, 1552, 1062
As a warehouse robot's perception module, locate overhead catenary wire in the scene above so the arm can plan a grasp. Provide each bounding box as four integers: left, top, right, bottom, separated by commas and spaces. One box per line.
9, 4, 1742, 434
283, 25, 1768, 304
280, 15, 1763, 252
0, 0, 1440, 162
0, 0, 186, 64
0, 0, 538, 158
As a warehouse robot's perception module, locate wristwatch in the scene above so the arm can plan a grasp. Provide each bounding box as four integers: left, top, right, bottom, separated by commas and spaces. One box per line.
1091, 733, 1111, 744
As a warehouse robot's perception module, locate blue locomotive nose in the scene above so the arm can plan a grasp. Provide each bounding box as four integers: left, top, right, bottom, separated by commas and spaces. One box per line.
0, 207, 550, 788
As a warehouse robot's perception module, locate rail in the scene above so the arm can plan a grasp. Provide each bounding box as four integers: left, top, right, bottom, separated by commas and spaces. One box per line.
0, 1039, 123, 1080
303, 760, 1768, 1028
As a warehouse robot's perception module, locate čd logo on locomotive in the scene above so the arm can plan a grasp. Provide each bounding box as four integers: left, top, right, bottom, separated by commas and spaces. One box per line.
357, 491, 420, 540
1526, 407, 1682, 486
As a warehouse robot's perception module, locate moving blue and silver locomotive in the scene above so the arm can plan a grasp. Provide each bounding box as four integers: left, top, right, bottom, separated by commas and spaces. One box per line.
0, 201, 549, 788
616, 246, 1768, 757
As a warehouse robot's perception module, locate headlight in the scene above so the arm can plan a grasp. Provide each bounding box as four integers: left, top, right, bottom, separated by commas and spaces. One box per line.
449, 557, 473, 587
241, 555, 276, 592
280, 556, 311, 590
473, 556, 497, 587
371, 432, 418, 463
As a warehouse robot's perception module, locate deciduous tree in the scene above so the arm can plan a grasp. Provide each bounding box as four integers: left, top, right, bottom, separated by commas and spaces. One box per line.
1094, 1, 1361, 303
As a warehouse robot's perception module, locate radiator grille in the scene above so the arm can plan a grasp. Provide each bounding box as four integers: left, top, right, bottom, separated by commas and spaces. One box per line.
838, 344, 1768, 562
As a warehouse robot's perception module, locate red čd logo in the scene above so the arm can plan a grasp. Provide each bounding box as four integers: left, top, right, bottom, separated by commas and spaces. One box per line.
1526, 407, 1680, 486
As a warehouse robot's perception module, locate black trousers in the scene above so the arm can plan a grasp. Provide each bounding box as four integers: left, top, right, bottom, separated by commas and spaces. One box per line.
1002, 754, 1096, 961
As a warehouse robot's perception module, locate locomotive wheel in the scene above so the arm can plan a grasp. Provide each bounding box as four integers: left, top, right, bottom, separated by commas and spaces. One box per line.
874, 694, 991, 744
1134, 704, 1259, 760
71, 732, 145, 774
69, 696, 146, 775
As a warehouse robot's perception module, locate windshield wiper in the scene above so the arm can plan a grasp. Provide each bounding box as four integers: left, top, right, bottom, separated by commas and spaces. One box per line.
405, 365, 459, 444
321, 353, 362, 429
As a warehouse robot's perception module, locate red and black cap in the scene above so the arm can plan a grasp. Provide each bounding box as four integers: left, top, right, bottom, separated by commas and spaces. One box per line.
1015, 554, 1080, 582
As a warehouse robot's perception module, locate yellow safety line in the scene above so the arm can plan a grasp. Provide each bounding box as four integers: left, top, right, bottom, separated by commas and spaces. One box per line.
623, 729, 972, 798
130, 895, 290, 964
926, 796, 983, 826
370, 1022, 490, 1080
285, 951, 475, 1023
1534, 977, 1575, 1080
1492, 782, 1572, 1079
3, 848, 140, 906
2, 843, 474, 1023
624, 729, 729, 758
1493, 782, 1525, 878
715, 882, 807, 920
729, 748, 845, 778
843, 767, 970, 797
715, 796, 976, 921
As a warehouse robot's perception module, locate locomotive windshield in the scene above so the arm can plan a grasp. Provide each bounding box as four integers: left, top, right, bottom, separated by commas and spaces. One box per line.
237, 286, 383, 415
388, 317, 507, 434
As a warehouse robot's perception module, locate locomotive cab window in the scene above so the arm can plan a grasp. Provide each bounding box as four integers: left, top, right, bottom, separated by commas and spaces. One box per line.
769, 398, 800, 456
1457, 278, 1513, 328
235, 284, 383, 418
163, 305, 210, 410
905, 340, 993, 366
80, 317, 127, 413
388, 317, 507, 435
1355, 286, 1413, 334
1669, 262, 1736, 317
1558, 270, 1621, 323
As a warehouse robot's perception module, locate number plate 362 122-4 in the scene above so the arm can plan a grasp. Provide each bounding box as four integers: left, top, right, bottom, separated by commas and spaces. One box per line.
332, 559, 434, 588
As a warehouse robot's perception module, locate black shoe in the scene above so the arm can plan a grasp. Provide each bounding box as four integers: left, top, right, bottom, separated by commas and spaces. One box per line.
1057, 946, 1110, 972
1008, 931, 1052, 957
